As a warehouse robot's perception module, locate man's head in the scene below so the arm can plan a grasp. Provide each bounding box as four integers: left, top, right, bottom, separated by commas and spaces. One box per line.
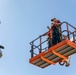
51, 18, 56, 22
51, 23, 54, 26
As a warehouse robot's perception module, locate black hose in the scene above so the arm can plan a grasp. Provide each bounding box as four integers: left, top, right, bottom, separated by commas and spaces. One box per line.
59, 62, 65, 66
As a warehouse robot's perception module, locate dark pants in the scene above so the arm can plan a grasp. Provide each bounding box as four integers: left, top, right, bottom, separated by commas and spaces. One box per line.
48, 38, 52, 48
52, 35, 61, 45
52, 28, 61, 45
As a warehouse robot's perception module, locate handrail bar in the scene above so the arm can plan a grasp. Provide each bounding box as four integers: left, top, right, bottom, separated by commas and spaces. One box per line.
30, 21, 76, 44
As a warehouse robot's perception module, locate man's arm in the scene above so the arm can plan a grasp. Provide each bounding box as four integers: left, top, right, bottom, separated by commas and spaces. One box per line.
47, 26, 51, 31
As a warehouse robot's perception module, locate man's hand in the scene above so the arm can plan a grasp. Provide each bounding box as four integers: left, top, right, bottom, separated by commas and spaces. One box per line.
47, 26, 51, 30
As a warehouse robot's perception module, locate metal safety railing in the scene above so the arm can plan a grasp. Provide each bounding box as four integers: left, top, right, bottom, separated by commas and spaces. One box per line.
30, 22, 76, 58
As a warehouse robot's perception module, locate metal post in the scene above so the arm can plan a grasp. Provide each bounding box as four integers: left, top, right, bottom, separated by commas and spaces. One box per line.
73, 32, 75, 43
60, 24, 62, 41
39, 36, 42, 53
66, 23, 70, 40
30, 42, 34, 58
75, 28, 76, 43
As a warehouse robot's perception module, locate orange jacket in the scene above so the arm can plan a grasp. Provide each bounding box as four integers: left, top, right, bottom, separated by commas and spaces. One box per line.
46, 30, 52, 38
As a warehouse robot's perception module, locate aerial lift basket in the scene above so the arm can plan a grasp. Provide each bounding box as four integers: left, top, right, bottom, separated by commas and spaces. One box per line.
29, 22, 76, 68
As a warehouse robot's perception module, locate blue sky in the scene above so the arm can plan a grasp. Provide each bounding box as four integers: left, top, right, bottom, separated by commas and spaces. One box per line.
0, 0, 76, 75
